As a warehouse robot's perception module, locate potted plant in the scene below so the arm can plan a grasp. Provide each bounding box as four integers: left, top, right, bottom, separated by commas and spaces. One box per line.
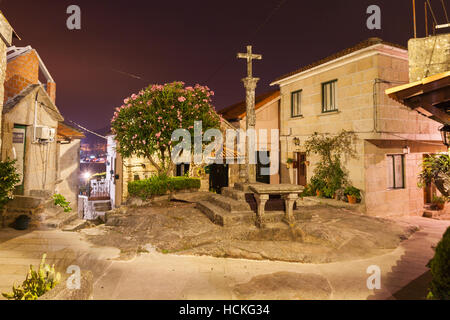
431, 195, 447, 210
344, 186, 361, 204
286, 158, 295, 169
310, 177, 326, 198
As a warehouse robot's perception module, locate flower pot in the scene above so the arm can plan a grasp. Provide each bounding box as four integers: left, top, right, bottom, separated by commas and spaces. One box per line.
436, 203, 445, 210
347, 195, 357, 204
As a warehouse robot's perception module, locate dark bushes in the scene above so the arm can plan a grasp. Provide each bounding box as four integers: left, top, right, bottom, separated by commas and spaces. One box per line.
427, 226, 450, 300
128, 175, 200, 200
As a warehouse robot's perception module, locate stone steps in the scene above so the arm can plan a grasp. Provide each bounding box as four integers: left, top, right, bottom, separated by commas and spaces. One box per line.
196, 201, 254, 226
41, 212, 78, 229
209, 194, 252, 212
221, 187, 247, 201
62, 219, 90, 232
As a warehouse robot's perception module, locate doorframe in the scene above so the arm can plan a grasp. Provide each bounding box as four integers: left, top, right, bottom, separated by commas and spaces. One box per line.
13, 124, 27, 195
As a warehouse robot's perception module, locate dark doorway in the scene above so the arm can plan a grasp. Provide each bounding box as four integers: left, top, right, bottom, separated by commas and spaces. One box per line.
176, 163, 190, 176
209, 164, 228, 194
245, 194, 297, 211
297, 152, 307, 186
256, 151, 270, 184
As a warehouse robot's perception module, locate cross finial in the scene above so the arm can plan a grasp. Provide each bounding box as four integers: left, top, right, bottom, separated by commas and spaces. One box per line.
237, 45, 262, 78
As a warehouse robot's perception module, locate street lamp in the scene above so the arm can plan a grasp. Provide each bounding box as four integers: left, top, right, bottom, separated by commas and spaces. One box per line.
439, 125, 450, 147
293, 137, 300, 146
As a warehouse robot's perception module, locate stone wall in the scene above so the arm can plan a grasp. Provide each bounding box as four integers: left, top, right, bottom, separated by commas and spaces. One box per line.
408, 34, 450, 82
0, 13, 13, 152
56, 139, 81, 211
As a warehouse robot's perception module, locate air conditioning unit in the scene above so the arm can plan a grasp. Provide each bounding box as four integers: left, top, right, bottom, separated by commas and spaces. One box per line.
35, 126, 55, 141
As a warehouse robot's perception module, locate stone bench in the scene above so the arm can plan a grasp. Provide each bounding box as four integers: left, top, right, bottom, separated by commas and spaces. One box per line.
249, 184, 304, 228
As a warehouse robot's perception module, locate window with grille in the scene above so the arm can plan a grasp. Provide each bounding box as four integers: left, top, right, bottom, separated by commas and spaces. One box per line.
322, 80, 337, 113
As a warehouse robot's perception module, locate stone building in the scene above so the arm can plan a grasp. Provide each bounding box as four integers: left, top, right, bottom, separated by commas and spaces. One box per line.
270, 38, 446, 216
0, 11, 18, 150
1, 46, 81, 205
219, 90, 281, 185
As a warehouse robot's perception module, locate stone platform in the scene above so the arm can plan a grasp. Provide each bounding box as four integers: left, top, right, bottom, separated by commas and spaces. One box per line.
173, 183, 304, 228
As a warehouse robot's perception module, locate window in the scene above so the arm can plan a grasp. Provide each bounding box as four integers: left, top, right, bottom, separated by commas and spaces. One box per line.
322, 80, 337, 113
291, 90, 302, 117
387, 155, 404, 189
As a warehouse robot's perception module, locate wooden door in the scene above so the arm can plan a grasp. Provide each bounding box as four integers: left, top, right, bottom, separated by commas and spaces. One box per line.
297, 152, 307, 186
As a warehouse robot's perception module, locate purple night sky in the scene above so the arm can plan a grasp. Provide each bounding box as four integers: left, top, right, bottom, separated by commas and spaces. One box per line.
2, 0, 445, 133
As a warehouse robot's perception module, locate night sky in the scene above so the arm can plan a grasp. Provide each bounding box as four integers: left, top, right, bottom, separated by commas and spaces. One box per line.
1, 0, 447, 134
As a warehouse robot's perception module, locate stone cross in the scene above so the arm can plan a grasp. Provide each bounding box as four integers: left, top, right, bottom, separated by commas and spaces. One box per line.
237, 45, 262, 183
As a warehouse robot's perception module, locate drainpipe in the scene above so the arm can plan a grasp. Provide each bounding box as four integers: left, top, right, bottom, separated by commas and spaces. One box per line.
34, 91, 39, 143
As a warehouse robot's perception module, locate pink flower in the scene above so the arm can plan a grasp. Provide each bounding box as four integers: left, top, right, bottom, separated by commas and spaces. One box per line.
178, 96, 186, 102
131, 94, 138, 100
156, 132, 161, 138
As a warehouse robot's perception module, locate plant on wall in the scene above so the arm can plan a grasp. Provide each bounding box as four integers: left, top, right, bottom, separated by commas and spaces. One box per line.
111, 82, 222, 176
0, 159, 20, 212
53, 193, 72, 212
304, 130, 357, 198
418, 154, 450, 197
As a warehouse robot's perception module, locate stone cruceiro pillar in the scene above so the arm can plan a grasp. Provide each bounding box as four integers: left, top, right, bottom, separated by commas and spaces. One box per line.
237, 45, 262, 184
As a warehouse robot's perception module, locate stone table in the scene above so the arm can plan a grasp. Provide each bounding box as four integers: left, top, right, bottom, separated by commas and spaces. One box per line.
249, 184, 304, 228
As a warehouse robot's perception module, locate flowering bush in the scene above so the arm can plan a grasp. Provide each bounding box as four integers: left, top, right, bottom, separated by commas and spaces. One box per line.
111, 82, 221, 175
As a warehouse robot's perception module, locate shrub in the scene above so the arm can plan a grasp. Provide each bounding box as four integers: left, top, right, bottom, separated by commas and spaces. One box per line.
53, 193, 72, 212
2, 253, 61, 300
309, 177, 326, 195
304, 130, 357, 199
344, 186, 361, 200
427, 227, 450, 300
432, 195, 447, 205
0, 159, 20, 211
128, 175, 201, 200
418, 154, 450, 197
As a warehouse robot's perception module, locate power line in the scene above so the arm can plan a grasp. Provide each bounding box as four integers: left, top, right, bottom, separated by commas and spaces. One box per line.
67, 119, 107, 140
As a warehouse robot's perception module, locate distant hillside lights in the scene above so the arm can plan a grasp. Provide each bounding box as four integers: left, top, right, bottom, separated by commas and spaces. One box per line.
66, 5, 81, 30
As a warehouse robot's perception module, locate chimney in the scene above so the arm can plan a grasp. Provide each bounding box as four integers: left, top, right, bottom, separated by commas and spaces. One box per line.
46, 81, 56, 104
4, 49, 39, 102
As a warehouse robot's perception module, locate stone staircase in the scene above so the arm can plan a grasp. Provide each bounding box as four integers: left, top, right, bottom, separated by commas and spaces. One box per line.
194, 183, 290, 227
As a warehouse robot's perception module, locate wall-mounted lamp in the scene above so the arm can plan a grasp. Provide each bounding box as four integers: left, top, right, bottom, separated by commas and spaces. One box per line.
293, 137, 300, 146
402, 146, 410, 154
440, 124, 450, 147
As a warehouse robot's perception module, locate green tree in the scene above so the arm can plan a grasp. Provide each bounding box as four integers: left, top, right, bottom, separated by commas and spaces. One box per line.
0, 159, 20, 211
111, 82, 221, 175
